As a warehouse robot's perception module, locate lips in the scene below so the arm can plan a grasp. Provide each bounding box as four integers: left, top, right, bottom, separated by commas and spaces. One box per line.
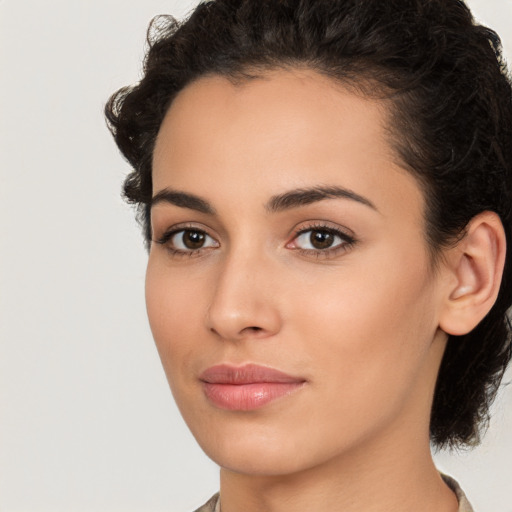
199, 364, 306, 411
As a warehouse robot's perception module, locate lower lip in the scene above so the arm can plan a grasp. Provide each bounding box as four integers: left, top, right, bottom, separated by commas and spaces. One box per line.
202, 382, 305, 411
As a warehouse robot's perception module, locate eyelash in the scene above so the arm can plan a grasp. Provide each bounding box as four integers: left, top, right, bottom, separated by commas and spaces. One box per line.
288, 223, 357, 259
154, 223, 357, 260
155, 224, 218, 259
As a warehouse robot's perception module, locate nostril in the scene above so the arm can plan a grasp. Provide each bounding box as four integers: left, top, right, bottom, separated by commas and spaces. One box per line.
209, 325, 262, 335
239, 326, 264, 336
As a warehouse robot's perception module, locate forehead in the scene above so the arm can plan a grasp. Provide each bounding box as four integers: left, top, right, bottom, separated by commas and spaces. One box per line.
152, 68, 424, 222
154, 69, 392, 167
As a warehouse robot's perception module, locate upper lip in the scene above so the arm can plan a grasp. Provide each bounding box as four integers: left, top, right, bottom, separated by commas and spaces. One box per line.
199, 364, 305, 385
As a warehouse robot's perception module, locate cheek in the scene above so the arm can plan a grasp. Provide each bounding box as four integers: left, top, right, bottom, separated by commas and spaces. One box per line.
291, 243, 438, 409
145, 258, 208, 376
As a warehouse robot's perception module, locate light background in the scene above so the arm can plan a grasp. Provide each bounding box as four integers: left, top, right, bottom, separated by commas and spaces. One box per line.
0, 1, 511, 511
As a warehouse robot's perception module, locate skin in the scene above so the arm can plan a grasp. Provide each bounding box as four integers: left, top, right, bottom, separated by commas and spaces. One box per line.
147, 69, 461, 512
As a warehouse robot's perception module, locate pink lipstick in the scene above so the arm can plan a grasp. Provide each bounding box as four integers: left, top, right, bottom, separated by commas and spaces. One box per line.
199, 364, 306, 411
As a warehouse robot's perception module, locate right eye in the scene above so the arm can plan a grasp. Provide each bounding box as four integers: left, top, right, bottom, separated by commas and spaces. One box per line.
157, 228, 219, 254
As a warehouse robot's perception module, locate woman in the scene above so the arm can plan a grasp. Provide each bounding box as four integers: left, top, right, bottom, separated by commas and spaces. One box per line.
105, 0, 512, 510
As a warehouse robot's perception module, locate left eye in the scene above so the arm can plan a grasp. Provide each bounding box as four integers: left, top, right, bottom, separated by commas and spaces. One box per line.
293, 229, 348, 251
169, 229, 218, 251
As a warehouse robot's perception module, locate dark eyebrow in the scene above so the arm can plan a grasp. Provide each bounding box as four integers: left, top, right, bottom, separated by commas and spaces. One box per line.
150, 188, 216, 215
150, 185, 377, 215
266, 185, 378, 213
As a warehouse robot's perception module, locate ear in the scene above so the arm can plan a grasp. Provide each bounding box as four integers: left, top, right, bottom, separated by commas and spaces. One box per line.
439, 211, 506, 336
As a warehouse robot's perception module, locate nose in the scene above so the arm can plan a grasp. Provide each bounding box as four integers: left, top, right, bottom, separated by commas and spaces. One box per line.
205, 251, 282, 341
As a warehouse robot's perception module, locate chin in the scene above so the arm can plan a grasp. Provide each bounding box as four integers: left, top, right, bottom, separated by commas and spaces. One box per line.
205, 441, 309, 476
187, 418, 312, 476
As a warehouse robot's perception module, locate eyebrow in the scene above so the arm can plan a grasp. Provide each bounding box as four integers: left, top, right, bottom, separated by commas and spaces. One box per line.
150, 185, 377, 215
266, 185, 378, 213
150, 189, 216, 215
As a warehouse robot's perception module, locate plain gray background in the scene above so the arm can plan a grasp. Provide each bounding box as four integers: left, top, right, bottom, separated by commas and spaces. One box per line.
1, 1, 511, 511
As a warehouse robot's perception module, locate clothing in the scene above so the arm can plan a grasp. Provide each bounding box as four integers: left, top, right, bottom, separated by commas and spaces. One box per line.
442, 474, 474, 512
193, 493, 220, 512
193, 475, 474, 512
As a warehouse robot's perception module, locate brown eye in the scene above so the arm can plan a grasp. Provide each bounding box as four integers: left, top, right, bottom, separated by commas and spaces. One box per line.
182, 230, 206, 249
295, 229, 339, 250
290, 226, 355, 255
309, 230, 335, 249
169, 229, 218, 251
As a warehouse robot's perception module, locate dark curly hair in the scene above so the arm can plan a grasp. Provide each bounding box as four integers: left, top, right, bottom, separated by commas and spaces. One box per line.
105, 0, 512, 449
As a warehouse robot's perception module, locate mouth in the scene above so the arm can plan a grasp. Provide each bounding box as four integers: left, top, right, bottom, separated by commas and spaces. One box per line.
199, 363, 306, 411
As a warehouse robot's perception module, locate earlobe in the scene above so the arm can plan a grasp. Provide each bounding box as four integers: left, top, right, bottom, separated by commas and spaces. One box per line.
439, 211, 506, 336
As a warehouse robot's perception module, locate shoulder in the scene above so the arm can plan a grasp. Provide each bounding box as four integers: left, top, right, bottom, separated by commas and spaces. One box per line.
192, 493, 220, 512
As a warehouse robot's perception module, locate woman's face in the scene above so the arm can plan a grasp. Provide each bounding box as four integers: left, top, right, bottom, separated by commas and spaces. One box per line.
147, 70, 450, 476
